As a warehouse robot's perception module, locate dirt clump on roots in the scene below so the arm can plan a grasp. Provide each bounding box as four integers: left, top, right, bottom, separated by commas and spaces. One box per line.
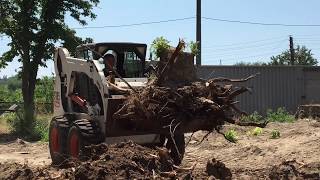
0, 141, 208, 179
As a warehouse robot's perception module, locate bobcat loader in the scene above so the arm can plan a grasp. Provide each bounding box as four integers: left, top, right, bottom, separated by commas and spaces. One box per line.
49, 43, 185, 165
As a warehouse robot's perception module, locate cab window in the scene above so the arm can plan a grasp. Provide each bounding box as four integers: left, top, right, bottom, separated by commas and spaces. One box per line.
123, 51, 143, 78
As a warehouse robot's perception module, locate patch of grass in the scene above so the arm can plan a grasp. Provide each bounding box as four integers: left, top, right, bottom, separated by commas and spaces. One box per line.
241, 111, 263, 122
266, 107, 295, 123
34, 114, 51, 142
270, 129, 281, 139
4, 112, 51, 141
0, 115, 10, 133
224, 129, 238, 143
4, 112, 22, 133
247, 127, 263, 136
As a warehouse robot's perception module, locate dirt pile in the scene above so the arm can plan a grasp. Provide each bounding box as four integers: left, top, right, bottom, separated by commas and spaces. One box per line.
269, 160, 320, 180
0, 141, 211, 179
205, 158, 232, 180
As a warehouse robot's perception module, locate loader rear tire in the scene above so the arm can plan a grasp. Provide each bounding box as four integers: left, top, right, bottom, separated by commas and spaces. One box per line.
49, 120, 68, 165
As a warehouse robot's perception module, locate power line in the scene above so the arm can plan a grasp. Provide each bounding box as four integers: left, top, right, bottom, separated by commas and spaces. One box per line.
73, 17, 196, 29
202, 17, 320, 27
205, 41, 286, 60
203, 42, 287, 58
203, 39, 287, 52
208, 50, 284, 63
202, 36, 286, 48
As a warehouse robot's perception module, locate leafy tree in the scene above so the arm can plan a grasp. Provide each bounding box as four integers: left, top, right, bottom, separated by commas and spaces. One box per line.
35, 76, 54, 103
0, 0, 99, 135
234, 61, 267, 66
7, 75, 21, 91
151, 36, 170, 58
270, 45, 318, 66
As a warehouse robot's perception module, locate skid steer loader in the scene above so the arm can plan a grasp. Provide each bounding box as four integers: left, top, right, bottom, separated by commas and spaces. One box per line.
49, 43, 185, 165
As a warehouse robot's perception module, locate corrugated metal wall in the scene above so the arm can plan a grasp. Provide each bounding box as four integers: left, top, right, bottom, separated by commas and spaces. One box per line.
197, 66, 320, 114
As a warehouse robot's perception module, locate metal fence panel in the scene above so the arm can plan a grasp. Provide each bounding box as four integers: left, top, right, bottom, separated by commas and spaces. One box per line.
197, 66, 313, 115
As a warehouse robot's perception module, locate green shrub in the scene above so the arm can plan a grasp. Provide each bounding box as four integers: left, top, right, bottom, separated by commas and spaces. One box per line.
5, 112, 50, 141
151, 37, 170, 58
241, 111, 263, 122
225, 129, 238, 143
270, 129, 281, 139
189, 41, 199, 56
266, 107, 295, 123
247, 127, 263, 136
5, 112, 24, 134
34, 114, 51, 142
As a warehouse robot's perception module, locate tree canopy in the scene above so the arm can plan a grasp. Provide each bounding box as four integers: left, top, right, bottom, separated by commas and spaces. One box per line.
270, 45, 318, 66
0, 0, 99, 136
234, 45, 318, 66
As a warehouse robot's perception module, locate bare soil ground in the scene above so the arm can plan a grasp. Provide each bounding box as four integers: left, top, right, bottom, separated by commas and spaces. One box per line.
184, 119, 320, 179
0, 119, 319, 179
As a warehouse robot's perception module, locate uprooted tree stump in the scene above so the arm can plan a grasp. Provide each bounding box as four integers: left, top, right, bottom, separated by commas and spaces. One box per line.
113, 40, 266, 135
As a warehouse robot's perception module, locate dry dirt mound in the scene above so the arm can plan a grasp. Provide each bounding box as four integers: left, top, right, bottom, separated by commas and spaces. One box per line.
0, 141, 215, 179
269, 160, 320, 180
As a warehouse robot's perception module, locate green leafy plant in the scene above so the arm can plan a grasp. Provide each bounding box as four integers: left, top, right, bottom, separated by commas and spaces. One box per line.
34, 114, 51, 142
241, 111, 263, 122
224, 129, 238, 143
151, 36, 170, 58
5, 112, 50, 141
270, 129, 281, 139
266, 107, 295, 123
247, 127, 263, 136
189, 41, 199, 56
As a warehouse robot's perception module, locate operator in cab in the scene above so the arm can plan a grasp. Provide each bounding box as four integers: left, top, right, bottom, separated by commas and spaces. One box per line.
102, 51, 130, 95
102, 51, 116, 83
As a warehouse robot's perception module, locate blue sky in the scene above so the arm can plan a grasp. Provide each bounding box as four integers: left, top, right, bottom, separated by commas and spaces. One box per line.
1, 0, 320, 77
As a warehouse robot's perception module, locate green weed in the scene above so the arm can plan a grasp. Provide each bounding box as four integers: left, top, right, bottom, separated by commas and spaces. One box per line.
241, 111, 263, 122
266, 107, 295, 123
5, 112, 50, 141
225, 129, 238, 143
247, 127, 263, 136
270, 129, 281, 139
34, 114, 51, 142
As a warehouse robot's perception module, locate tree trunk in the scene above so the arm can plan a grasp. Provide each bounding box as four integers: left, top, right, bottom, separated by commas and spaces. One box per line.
21, 62, 38, 136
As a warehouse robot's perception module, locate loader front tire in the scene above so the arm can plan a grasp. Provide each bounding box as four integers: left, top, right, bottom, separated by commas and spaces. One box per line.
49, 120, 68, 165
67, 125, 85, 159
67, 119, 99, 160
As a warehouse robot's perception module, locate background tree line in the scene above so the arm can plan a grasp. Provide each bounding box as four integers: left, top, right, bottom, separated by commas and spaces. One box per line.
0, 75, 54, 108
235, 45, 318, 66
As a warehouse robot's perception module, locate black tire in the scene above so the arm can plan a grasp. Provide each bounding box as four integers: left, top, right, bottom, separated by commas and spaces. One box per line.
163, 134, 185, 165
49, 120, 68, 165
67, 125, 86, 159
67, 119, 101, 160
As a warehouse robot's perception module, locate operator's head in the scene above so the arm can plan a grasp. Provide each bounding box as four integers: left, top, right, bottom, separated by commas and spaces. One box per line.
103, 50, 117, 70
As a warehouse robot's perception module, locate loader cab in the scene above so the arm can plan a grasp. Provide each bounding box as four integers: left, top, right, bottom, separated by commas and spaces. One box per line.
76, 42, 147, 78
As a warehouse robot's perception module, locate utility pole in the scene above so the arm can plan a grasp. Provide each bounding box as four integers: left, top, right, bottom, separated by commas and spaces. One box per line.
196, 0, 201, 66
289, 36, 295, 65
